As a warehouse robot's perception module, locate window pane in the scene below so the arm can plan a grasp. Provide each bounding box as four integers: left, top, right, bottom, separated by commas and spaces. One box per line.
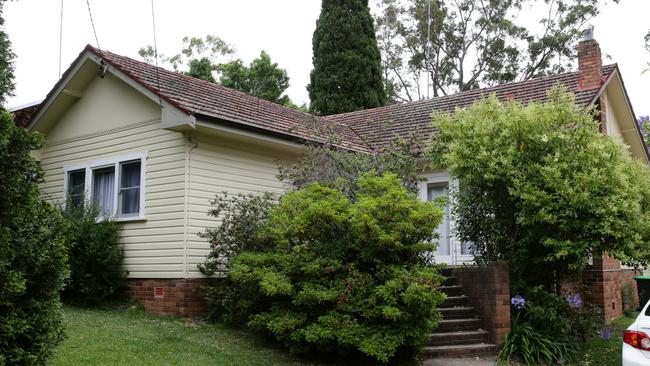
119, 160, 141, 215
93, 167, 115, 216
68, 170, 85, 207
121, 161, 141, 188
428, 182, 450, 256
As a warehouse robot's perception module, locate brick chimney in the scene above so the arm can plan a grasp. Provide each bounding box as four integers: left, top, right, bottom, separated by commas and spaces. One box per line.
577, 24, 604, 90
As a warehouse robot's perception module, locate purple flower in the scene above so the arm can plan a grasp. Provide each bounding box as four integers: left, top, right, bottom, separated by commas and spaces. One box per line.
566, 293, 582, 309
599, 328, 613, 340
511, 295, 525, 310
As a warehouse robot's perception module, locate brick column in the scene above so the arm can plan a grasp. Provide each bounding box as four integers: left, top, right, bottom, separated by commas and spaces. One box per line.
451, 261, 511, 346
583, 253, 625, 322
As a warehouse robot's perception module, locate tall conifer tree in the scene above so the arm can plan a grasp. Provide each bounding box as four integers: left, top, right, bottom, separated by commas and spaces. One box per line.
308, 0, 386, 115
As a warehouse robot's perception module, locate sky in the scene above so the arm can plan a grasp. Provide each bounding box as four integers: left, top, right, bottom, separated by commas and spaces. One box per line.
4, 0, 650, 117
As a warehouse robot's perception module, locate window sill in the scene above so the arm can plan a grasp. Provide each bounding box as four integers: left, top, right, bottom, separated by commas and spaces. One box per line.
115, 215, 147, 223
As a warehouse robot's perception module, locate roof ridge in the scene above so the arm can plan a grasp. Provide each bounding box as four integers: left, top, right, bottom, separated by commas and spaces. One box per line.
326, 64, 618, 119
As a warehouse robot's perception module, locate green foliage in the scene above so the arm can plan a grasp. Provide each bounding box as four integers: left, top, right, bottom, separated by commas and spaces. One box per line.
0, 1, 14, 105
201, 174, 445, 362
501, 287, 603, 364
61, 204, 127, 305
430, 88, 650, 288
278, 134, 426, 198
376, 0, 616, 101
218, 51, 291, 105
138, 35, 235, 72
187, 57, 216, 83
499, 313, 570, 365
199, 192, 276, 275
0, 110, 69, 365
308, 0, 386, 115
140, 37, 295, 106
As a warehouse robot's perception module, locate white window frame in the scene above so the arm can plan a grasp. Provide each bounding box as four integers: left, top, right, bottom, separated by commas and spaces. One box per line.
63, 151, 147, 222
418, 171, 473, 265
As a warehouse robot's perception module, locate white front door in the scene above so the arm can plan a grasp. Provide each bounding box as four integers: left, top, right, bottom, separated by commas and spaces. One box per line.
427, 181, 453, 264
418, 172, 474, 265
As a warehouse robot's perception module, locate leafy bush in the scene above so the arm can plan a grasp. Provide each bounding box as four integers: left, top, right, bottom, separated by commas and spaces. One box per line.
0, 111, 69, 364
199, 192, 276, 273
201, 174, 446, 362
500, 286, 603, 364
430, 87, 650, 288
278, 134, 426, 197
61, 203, 126, 305
500, 314, 570, 365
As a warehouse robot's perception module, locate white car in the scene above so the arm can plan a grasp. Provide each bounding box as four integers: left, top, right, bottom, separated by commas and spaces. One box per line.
623, 300, 650, 365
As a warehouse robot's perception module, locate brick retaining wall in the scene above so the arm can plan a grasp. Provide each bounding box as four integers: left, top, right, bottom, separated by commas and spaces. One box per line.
451, 261, 510, 346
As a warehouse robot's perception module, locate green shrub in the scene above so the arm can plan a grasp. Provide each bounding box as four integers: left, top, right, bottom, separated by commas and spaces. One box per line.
201, 174, 446, 363
499, 314, 570, 365
500, 287, 603, 364
199, 192, 276, 273
0, 111, 69, 365
278, 134, 426, 198
61, 204, 126, 305
430, 87, 650, 288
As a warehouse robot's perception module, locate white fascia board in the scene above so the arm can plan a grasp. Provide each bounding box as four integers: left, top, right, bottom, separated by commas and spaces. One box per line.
96, 56, 195, 130
27, 52, 95, 131
28, 50, 195, 131
195, 120, 305, 150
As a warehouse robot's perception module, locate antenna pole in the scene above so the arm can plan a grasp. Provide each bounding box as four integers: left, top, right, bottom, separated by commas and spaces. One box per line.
426, 0, 431, 99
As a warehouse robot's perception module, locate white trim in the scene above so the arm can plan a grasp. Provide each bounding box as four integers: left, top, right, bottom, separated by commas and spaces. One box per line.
418, 171, 473, 265
63, 151, 147, 222
195, 120, 305, 150
28, 50, 195, 132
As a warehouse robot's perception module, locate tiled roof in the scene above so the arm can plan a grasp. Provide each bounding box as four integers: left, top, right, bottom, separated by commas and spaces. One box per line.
47, 46, 614, 153
326, 65, 617, 149
86, 46, 371, 153
11, 102, 41, 127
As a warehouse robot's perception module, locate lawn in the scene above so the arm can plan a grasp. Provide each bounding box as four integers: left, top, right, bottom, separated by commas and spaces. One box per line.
577, 312, 638, 366
51, 306, 319, 366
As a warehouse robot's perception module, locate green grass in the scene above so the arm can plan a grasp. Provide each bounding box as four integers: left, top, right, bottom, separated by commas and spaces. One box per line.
577, 312, 638, 366
51, 306, 320, 366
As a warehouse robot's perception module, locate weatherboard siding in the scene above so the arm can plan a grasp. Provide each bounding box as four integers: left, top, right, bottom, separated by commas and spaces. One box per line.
38, 74, 189, 279
185, 133, 294, 278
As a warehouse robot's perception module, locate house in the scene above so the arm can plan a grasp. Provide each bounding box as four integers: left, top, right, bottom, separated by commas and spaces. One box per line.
16, 30, 647, 356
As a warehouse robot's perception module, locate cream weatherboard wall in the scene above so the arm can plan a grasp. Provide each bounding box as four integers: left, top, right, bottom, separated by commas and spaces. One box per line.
185, 131, 296, 278
38, 73, 190, 279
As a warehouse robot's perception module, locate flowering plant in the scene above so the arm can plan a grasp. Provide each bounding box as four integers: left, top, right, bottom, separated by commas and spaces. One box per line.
566, 294, 582, 309
511, 295, 526, 310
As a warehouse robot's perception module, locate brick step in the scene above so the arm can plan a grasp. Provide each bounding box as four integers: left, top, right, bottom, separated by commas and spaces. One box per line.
438, 306, 476, 319
441, 295, 468, 307
440, 268, 453, 277
443, 276, 457, 286
421, 343, 498, 358
435, 318, 482, 332
438, 285, 464, 297
427, 329, 489, 346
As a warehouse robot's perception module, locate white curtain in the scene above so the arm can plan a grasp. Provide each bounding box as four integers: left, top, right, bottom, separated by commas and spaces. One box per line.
93, 168, 115, 216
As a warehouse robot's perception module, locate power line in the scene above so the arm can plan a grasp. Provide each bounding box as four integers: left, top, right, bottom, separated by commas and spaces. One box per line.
150, 0, 163, 107
58, 0, 63, 78
85, 0, 100, 51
